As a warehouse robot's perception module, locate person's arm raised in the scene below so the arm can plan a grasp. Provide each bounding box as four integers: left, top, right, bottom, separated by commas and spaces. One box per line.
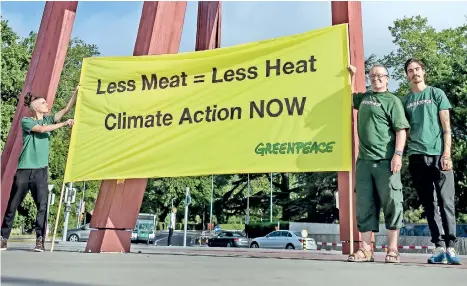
54, 85, 79, 123
348, 65, 363, 110
31, 119, 74, 133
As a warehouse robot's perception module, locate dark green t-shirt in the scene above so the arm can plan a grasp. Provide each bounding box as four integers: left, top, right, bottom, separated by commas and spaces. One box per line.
18, 115, 55, 169
402, 86, 451, 156
353, 91, 410, 161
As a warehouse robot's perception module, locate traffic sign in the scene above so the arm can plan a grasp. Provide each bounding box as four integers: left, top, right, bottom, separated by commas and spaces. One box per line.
186, 195, 191, 206
48, 193, 55, 206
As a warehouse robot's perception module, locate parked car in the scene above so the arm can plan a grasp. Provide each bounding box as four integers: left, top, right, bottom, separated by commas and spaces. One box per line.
207, 231, 250, 248
249, 230, 317, 250
67, 223, 92, 242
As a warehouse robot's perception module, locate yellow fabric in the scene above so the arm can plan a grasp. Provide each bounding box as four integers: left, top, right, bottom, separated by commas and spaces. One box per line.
64, 24, 352, 182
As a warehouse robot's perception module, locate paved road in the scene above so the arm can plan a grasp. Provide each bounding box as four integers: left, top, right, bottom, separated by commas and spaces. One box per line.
2, 247, 466, 286
9, 230, 201, 246
152, 230, 199, 246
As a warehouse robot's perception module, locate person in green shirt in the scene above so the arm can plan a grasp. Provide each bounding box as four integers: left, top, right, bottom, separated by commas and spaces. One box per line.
403, 58, 460, 265
1, 86, 78, 252
347, 64, 409, 263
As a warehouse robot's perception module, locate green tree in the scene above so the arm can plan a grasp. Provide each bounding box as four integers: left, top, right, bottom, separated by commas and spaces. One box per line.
0, 20, 35, 151
293, 172, 338, 223
142, 175, 232, 227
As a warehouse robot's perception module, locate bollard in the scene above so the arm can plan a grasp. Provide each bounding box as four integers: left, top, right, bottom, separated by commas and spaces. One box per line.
301, 229, 308, 251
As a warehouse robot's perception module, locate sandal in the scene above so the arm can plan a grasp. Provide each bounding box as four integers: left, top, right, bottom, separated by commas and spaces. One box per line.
348, 248, 374, 262
385, 248, 400, 263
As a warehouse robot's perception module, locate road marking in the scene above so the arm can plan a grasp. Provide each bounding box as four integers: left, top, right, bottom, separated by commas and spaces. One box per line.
154, 237, 168, 245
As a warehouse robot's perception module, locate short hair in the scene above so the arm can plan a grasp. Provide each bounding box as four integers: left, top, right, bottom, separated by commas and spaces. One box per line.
24, 92, 42, 107
404, 58, 425, 74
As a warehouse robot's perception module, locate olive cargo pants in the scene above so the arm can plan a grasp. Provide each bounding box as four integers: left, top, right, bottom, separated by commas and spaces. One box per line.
355, 159, 404, 233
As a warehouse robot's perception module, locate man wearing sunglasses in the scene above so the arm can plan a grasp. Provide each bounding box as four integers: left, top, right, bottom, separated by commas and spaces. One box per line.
347, 64, 409, 263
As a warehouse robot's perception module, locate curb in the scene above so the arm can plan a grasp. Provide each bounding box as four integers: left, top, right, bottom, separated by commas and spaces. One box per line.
8, 239, 62, 243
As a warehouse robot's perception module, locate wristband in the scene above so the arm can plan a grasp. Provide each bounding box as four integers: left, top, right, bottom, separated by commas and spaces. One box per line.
394, 151, 403, 157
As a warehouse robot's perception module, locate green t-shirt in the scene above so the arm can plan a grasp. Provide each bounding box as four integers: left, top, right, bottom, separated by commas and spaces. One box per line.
402, 86, 451, 156
18, 115, 55, 169
353, 91, 410, 161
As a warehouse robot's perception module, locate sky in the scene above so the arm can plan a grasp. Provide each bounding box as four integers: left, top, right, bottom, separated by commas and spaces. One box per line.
2, 0, 467, 89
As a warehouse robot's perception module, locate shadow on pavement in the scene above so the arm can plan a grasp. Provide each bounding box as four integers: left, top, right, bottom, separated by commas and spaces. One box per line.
136, 248, 466, 269
1, 276, 103, 286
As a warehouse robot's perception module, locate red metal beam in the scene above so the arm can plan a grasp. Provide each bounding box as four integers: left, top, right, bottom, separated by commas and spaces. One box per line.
195, 1, 222, 51
134, 1, 187, 56
84, 1, 187, 253
331, 1, 365, 255
1, 1, 78, 223
193, 0, 222, 231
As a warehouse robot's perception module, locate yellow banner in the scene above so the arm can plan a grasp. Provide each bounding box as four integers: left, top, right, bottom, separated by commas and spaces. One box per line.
64, 24, 352, 182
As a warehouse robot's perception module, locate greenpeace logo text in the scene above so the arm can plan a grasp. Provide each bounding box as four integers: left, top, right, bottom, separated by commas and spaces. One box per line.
255, 141, 336, 156
361, 100, 381, 107
407, 99, 432, 109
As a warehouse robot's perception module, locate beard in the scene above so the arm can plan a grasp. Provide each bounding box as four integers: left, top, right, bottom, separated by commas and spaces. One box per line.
411, 75, 423, 83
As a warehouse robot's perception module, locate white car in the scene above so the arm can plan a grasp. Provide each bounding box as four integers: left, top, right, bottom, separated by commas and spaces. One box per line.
249, 230, 317, 250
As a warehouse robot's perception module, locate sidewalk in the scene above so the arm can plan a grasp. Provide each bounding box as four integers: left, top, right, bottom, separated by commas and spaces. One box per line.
7, 241, 466, 269
137, 246, 467, 268
8, 235, 63, 243
3, 249, 466, 286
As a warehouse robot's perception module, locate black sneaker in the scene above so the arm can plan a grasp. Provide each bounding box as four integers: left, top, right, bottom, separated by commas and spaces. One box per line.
1, 237, 7, 251
34, 236, 45, 252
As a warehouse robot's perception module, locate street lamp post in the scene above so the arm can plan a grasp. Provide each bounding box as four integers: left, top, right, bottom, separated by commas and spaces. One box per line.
270, 173, 273, 223
246, 174, 250, 225
210, 175, 213, 231
45, 184, 54, 240
183, 187, 190, 247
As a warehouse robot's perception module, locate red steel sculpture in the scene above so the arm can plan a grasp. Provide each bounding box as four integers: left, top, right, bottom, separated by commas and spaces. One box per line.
1, 1, 363, 254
